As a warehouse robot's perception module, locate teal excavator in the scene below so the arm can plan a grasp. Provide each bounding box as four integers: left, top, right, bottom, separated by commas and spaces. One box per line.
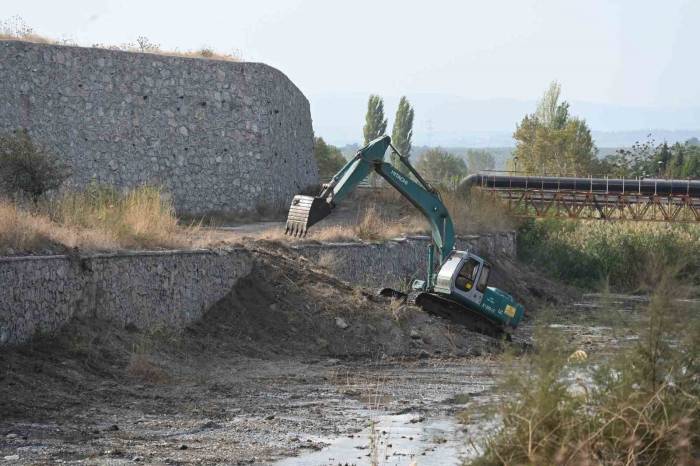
286, 135, 524, 338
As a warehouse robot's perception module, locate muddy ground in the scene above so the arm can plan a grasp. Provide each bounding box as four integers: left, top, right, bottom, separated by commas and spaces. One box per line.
0, 242, 575, 465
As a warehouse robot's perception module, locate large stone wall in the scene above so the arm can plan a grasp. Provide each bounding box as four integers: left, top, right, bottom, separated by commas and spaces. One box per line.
0, 233, 515, 346
0, 248, 252, 346
294, 232, 516, 288
0, 40, 317, 215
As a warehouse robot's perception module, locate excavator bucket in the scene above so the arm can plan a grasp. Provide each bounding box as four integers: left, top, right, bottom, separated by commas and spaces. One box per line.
285, 195, 332, 237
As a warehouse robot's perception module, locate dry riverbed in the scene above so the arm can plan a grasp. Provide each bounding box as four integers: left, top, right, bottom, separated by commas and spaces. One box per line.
1, 244, 580, 465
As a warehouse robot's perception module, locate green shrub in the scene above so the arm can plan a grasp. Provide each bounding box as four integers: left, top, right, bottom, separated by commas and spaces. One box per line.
0, 129, 69, 202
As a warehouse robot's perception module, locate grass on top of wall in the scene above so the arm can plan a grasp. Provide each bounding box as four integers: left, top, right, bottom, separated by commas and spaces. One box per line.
0, 16, 240, 62
0, 185, 205, 255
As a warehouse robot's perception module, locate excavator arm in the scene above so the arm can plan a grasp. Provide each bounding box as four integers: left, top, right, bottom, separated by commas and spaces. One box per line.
286, 135, 455, 262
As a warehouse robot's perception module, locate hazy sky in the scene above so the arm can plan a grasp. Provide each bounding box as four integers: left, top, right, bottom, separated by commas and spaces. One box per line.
4, 0, 699, 107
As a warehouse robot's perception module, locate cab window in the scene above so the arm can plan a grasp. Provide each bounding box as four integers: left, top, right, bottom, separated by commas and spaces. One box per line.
477, 264, 490, 292
455, 258, 480, 291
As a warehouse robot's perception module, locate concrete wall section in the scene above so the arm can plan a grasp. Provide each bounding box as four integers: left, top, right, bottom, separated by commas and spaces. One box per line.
0, 40, 317, 215
0, 248, 252, 346
294, 232, 516, 287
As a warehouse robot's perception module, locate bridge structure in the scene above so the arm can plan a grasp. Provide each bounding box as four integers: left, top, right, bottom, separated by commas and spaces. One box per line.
467, 173, 700, 223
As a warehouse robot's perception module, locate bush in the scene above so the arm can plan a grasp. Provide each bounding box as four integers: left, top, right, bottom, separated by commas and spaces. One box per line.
470, 278, 699, 465
518, 219, 700, 291
0, 130, 69, 202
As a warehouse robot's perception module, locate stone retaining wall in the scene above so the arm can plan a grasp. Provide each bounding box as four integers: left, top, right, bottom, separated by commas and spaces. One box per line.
0, 248, 252, 346
0, 40, 317, 215
0, 232, 515, 346
294, 232, 516, 288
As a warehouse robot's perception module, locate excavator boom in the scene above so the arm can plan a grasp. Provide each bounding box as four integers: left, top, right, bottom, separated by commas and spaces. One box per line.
286, 135, 455, 261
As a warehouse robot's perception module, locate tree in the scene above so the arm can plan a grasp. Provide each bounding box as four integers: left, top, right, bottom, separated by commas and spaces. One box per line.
606, 135, 700, 178
466, 149, 496, 173
313, 137, 346, 179
390, 96, 414, 171
0, 129, 70, 203
415, 148, 468, 187
512, 81, 597, 175
363, 95, 387, 145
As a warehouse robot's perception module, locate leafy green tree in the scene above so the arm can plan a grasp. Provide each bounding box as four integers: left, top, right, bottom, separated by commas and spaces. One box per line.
313, 137, 346, 179
466, 149, 496, 173
363, 95, 388, 145
512, 81, 597, 175
390, 96, 414, 171
415, 148, 468, 187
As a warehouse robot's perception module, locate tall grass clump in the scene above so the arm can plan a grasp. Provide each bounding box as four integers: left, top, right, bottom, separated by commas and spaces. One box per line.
53, 184, 189, 249
444, 188, 519, 234
518, 218, 700, 292
470, 274, 699, 466
0, 185, 203, 254
0, 200, 56, 253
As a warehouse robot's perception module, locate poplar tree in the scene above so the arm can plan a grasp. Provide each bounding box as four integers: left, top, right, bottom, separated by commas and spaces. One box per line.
363, 95, 387, 145
390, 96, 414, 170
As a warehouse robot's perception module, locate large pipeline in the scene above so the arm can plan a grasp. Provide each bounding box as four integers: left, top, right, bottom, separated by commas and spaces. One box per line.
459, 174, 700, 197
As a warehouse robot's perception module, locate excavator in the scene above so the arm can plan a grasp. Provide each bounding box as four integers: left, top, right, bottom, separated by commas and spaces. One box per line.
285, 135, 524, 339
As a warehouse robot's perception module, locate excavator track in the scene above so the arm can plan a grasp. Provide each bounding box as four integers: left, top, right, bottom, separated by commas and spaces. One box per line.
379, 288, 509, 340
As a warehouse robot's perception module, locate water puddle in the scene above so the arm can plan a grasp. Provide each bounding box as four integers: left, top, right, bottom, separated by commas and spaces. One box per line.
274, 412, 477, 466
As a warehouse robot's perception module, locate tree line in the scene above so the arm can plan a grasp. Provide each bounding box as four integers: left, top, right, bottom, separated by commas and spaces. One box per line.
511, 81, 700, 178
314, 83, 700, 184
313, 95, 496, 185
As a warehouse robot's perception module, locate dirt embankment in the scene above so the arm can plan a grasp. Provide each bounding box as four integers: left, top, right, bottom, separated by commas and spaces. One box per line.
0, 242, 573, 464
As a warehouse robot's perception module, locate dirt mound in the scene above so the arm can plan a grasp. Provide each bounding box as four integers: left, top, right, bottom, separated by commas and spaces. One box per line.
186, 241, 497, 358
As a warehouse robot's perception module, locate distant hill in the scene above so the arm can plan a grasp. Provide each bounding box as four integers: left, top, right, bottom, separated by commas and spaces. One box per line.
311, 92, 700, 148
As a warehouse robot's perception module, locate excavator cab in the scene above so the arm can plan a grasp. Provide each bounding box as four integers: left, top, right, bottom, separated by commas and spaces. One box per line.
433, 250, 523, 331
434, 251, 488, 304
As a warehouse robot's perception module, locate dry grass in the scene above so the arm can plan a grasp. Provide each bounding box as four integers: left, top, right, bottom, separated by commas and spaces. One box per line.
0, 186, 209, 255
315, 251, 338, 270
257, 203, 427, 244
0, 17, 240, 62
0, 32, 53, 44
0, 201, 58, 253
53, 185, 193, 249
442, 188, 518, 234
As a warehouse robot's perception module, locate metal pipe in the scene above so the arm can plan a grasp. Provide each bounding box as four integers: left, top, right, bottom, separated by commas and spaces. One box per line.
459, 174, 700, 197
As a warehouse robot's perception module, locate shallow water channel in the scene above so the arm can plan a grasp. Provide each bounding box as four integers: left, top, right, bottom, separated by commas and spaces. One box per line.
274, 294, 650, 466
274, 359, 499, 466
